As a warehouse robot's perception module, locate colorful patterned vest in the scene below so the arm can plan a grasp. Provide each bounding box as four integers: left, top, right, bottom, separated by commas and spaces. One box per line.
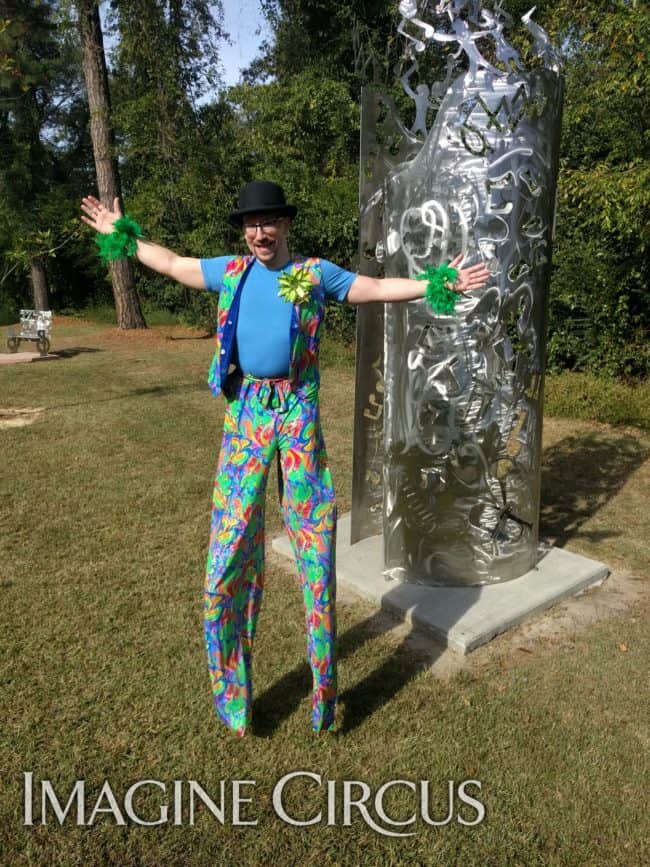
207, 254, 324, 397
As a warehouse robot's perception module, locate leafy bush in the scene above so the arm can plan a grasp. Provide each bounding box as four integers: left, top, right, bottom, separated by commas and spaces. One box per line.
0, 292, 19, 327
323, 299, 357, 345
545, 371, 650, 431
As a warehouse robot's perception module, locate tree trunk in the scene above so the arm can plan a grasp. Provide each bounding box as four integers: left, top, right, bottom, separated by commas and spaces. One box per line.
29, 257, 50, 311
76, 0, 146, 329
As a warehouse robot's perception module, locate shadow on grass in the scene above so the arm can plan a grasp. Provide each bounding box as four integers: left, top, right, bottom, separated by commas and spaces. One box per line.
53, 382, 208, 409
51, 347, 104, 358
166, 332, 212, 341
252, 587, 478, 737
540, 431, 648, 547
335, 603, 454, 735
254, 429, 648, 736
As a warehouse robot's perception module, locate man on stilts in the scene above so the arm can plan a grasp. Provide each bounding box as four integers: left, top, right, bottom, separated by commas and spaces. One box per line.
81, 180, 490, 736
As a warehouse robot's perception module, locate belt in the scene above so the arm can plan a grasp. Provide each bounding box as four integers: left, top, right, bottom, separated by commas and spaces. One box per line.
242, 373, 292, 412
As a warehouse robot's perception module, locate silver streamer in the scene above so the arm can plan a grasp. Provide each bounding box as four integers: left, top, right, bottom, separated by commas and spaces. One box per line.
351, 1, 564, 585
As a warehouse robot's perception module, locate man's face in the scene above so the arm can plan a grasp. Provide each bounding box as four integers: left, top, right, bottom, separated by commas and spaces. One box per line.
242, 212, 291, 268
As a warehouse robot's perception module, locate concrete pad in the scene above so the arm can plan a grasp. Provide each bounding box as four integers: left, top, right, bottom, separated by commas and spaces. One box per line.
0, 352, 58, 365
271, 512, 610, 655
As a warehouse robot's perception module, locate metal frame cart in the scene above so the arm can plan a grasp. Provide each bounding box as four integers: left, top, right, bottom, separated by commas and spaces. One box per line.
6, 310, 52, 356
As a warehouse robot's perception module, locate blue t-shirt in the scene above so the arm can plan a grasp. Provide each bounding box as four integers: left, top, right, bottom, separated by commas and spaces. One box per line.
200, 256, 356, 377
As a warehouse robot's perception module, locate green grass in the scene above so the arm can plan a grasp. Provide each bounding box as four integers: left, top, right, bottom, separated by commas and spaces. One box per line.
57, 302, 184, 327
1, 317, 648, 866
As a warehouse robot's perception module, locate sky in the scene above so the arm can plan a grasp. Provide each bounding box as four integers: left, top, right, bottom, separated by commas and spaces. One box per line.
220, 0, 273, 87
99, 1, 272, 92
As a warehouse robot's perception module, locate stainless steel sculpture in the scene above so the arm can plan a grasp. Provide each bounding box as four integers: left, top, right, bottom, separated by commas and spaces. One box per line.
352, 1, 564, 585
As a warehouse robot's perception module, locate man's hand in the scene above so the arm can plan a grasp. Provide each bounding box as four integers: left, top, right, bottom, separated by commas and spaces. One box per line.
80, 195, 122, 234
81, 193, 206, 289
448, 253, 491, 293
347, 252, 493, 305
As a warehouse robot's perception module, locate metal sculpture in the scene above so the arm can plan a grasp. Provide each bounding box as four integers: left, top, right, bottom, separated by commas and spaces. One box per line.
352, 1, 564, 585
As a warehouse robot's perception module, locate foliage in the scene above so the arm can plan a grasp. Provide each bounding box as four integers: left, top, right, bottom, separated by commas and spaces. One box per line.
0, 290, 18, 325
544, 0, 649, 377
0, 0, 647, 375
104, 0, 231, 322
0, 1, 59, 285
0, 0, 96, 311
252, 0, 402, 91
227, 72, 358, 257
545, 370, 650, 431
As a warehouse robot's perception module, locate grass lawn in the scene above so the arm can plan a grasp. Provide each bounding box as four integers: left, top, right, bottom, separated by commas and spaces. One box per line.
1, 316, 648, 866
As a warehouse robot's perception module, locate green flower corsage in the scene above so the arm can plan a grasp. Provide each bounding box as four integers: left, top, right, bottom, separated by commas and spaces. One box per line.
416, 263, 460, 315
277, 265, 314, 304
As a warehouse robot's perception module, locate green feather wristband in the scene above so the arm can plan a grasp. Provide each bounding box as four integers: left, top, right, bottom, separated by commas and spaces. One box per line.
95, 214, 144, 263
416, 263, 460, 315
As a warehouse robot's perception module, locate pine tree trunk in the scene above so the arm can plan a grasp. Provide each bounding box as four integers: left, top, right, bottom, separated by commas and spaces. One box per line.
29, 257, 50, 311
76, 0, 146, 329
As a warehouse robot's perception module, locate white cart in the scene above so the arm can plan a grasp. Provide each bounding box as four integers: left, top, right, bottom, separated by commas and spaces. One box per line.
6, 310, 52, 356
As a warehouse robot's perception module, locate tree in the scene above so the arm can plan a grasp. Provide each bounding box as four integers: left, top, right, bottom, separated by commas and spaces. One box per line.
228, 71, 358, 263
0, 1, 62, 311
542, 0, 649, 377
251, 0, 402, 91
108, 0, 225, 218
75, 0, 145, 328
103, 0, 226, 323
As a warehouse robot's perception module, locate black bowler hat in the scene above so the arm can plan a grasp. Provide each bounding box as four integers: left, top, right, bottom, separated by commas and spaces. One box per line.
228, 180, 298, 226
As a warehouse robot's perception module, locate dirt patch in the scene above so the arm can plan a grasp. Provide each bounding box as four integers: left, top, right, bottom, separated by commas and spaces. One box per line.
51, 316, 87, 327
0, 406, 45, 429
48, 316, 212, 346
95, 325, 211, 346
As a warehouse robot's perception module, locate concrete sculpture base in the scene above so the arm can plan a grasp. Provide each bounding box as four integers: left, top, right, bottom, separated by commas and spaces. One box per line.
272, 512, 609, 655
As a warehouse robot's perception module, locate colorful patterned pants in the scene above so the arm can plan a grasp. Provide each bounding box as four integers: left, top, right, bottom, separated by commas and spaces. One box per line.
204, 375, 337, 736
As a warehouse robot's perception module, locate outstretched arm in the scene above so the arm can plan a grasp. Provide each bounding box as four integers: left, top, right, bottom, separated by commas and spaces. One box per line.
80, 196, 206, 290
346, 253, 490, 305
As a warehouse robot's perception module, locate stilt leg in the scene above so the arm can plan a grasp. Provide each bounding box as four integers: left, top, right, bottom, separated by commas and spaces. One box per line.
278, 397, 338, 731
204, 394, 273, 735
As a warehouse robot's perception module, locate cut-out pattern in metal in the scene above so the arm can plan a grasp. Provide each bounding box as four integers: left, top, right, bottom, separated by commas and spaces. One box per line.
352, 85, 423, 544
351, 2, 564, 584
